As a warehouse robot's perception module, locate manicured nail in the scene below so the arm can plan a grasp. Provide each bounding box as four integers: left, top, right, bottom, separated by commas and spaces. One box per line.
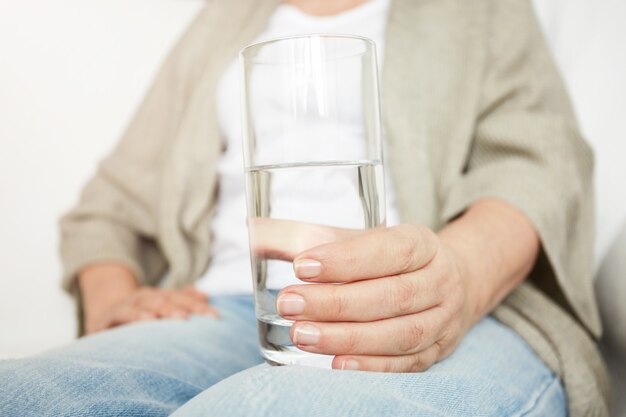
340, 359, 359, 371
293, 323, 320, 346
277, 293, 305, 316
294, 259, 322, 279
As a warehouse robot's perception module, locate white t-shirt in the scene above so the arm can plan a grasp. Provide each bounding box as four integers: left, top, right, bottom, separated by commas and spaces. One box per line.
196, 0, 399, 295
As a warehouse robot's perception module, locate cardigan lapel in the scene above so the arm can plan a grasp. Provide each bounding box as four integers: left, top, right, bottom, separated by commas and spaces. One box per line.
382, 0, 440, 228
381, 0, 485, 229
161, 0, 281, 285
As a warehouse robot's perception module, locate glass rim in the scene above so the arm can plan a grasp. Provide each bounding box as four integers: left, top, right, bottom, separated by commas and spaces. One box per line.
239, 33, 376, 65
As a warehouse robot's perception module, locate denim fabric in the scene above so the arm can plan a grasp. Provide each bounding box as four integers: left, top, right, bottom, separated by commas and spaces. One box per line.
0, 295, 566, 416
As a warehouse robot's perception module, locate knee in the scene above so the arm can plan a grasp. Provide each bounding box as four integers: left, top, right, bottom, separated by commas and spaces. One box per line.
0, 355, 176, 417
173, 365, 376, 417
0, 356, 86, 416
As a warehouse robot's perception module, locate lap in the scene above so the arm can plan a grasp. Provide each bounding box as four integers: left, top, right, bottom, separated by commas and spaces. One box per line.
0, 297, 566, 417
0, 295, 262, 417
172, 317, 566, 417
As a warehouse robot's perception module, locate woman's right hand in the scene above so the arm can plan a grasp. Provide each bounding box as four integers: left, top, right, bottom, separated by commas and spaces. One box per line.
85, 286, 219, 335
79, 263, 218, 335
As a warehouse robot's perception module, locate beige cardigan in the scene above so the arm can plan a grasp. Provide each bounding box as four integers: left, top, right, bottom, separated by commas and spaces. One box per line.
59, 0, 609, 414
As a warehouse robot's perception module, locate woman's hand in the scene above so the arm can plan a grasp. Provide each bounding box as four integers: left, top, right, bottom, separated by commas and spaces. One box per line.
276, 224, 476, 372
84, 286, 219, 335
271, 199, 539, 372
79, 263, 218, 335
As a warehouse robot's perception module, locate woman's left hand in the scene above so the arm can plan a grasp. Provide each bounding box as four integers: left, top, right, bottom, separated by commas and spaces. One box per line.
276, 224, 478, 372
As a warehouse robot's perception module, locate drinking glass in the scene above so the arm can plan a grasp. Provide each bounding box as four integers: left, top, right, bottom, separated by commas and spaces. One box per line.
240, 34, 387, 366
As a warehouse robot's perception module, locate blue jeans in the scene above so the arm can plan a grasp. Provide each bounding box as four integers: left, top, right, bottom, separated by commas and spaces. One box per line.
0, 295, 566, 416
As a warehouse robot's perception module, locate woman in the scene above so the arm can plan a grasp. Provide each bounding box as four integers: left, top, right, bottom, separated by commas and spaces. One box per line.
0, 0, 609, 416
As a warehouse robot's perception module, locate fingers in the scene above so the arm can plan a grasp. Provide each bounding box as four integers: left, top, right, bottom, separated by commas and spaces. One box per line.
87, 299, 158, 334
249, 218, 358, 262
249, 221, 437, 283
143, 289, 218, 319
105, 304, 157, 328
168, 290, 220, 318
122, 287, 218, 321
182, 286, 209, 301
277, 270, 442, 322
88, 286, 220, 333
248, 217, 362, 261
293, 224, 439, 283
331, 342, 441, 373
290, 307, 445, 356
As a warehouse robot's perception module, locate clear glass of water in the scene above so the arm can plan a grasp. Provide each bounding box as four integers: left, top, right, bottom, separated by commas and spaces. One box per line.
240, 34, 387, 367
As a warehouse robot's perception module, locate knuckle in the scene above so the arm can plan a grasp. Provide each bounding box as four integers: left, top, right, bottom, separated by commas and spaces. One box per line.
397, 225, 439, 270
342, 328, 362, 353
388, 225, 431, 272
390, 278, 417, 315
328, 287, 349, 318
436, 332, 458, 360
434, 339, 448, 359
398, 320, 425, 354
410, 353, 426, 372
395, 239, 418, 273
415, 224, 437, 245
419, 226, 438, 245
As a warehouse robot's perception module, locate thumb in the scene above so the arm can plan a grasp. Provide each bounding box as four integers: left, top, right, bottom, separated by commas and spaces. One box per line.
248, 218, 359, 261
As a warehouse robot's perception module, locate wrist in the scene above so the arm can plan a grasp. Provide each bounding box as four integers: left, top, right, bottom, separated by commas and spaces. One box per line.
79, 263, 138, 321
439, 238, 487, 325
436, 199, 540, 325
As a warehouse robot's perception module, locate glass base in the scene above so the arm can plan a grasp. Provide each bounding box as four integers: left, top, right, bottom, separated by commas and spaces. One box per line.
261, 347, 334, 368
257, 315, 334, 368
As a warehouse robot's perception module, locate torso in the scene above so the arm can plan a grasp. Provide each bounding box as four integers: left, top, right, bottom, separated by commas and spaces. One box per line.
196, 0, 399, 295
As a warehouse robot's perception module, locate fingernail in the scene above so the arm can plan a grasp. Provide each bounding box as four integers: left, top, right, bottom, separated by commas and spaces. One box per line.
277, 293, 305, 316
340, 359, 359, 371
294, 259, 322, 279
293, 323, 320, 346
170, 311, 186, 319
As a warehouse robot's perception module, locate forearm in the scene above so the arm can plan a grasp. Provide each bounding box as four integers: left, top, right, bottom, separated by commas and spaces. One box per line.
438, 198, 540, 324
78, 263, 139, 325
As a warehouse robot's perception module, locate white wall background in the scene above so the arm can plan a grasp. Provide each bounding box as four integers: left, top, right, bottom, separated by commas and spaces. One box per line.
0, 0, 625, 413
0, 0, 203, 356
533, 0, 626, 267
